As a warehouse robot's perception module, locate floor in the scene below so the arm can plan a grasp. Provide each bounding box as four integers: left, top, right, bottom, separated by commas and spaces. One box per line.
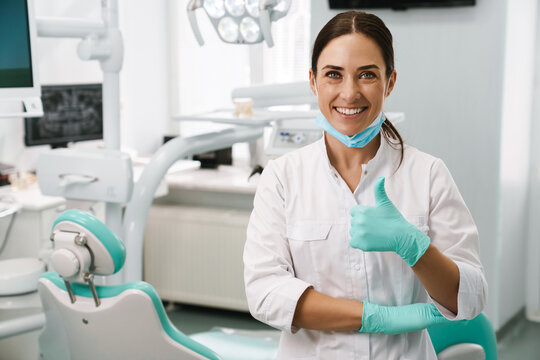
497, 316, 540, 359
166, 302, 273, 335
167, 303, 540, 359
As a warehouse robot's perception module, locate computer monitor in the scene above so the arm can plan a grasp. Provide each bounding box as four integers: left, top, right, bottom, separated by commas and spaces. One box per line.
328, 0, 475, 9
0, 0, 42, 117
24, 84, 103, 148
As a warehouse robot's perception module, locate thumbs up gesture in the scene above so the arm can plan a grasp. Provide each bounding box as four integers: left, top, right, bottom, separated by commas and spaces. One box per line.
349, 177, 430, 267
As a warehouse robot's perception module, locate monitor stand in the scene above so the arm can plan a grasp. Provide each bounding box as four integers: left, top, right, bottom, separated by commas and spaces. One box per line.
50, 143, 68, 149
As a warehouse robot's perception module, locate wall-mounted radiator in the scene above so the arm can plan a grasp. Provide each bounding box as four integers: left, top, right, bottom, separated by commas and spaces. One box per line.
144, 204, 251, 312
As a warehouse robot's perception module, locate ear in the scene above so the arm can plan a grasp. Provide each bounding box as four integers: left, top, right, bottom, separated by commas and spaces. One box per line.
385, 70, 397, 97
309, 69, 317, 96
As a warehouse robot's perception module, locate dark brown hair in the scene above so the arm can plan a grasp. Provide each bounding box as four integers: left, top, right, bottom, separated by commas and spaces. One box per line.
312, 11, 404, 168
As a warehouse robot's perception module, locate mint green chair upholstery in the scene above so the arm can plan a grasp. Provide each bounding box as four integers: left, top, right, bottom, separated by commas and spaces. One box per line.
428, 313, 497, 360
38, 209, 278, 360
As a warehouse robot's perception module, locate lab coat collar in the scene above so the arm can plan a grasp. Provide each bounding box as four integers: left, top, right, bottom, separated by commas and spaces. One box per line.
318, 131, 391, 174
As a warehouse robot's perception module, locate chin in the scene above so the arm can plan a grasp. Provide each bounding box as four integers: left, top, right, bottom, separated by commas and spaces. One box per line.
334, 125, 364, 136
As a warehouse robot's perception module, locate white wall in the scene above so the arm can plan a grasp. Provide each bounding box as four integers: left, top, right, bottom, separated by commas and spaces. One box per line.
526, 2, 540, 322
119, 0, 170, 156
311, 0, 532, 330
497, 0, 537, 330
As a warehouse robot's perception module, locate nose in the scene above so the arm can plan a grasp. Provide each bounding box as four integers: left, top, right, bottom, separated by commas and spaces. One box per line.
340, 76, 361, 102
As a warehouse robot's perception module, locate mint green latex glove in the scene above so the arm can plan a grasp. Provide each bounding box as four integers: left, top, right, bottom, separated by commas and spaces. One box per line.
359, 302, 452, 335
349, 177, 430, 266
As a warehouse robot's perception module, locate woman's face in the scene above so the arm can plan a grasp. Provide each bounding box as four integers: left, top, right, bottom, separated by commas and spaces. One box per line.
310, 33, 396, 136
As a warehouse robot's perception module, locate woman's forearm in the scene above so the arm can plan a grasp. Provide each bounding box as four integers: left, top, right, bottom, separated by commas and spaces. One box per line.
412, 244, 459, 314
292, 287, 364, 331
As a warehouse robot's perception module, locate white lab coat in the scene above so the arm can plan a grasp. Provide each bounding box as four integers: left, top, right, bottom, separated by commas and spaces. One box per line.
243, 134, 487, 360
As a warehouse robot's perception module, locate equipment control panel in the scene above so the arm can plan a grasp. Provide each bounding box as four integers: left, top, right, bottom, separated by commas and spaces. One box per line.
266, 128, 322, 156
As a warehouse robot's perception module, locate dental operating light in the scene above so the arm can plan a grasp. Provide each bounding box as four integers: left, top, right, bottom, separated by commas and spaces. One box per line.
187, 0, 291, 47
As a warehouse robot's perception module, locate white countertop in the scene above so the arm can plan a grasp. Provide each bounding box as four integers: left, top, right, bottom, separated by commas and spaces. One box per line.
0, 161, 256, 212
0, 184, 65, 212
165, 165, 260, 195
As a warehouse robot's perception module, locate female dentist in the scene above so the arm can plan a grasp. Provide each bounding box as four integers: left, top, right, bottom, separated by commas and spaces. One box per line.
243, 10, 487, 360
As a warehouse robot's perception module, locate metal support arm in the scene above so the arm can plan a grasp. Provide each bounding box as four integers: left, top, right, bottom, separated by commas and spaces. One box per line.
122, 126, 264, 282
36, 17, 106, 38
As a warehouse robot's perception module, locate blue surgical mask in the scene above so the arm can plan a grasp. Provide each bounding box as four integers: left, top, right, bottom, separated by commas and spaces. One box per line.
315, 111, 386, 148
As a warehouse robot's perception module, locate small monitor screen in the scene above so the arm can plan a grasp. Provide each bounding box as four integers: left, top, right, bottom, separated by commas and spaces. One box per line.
24, 84, 103, 148
0, 0, 33, 88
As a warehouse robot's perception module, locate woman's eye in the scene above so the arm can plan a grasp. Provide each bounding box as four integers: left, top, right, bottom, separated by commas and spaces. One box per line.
325, 71, 341, 79
360, 72, 376, 80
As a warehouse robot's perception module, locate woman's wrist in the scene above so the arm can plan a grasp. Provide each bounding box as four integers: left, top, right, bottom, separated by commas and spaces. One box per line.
394, 224, 430, 267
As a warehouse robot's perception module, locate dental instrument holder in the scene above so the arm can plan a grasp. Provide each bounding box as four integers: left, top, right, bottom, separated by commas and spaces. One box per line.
49, 220, 118, 307
37, 148, 133, 204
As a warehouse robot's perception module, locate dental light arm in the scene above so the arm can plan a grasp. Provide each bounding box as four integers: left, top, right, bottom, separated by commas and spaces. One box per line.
258, 1, 274, 47
187, 0, 205, 45
260, 0, 290, 47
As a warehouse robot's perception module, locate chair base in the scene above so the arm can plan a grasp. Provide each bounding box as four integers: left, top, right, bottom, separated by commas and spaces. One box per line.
438, 343, 485, 360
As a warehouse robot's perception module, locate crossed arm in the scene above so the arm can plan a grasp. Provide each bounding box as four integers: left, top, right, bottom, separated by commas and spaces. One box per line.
292, 243, 459, 332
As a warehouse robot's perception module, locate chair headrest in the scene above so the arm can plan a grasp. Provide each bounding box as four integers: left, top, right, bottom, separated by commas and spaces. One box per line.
50, 210, 125, 283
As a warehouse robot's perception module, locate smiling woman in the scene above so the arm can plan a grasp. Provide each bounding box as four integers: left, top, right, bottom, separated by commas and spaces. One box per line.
244, 10, 487, 360
311, 33, 392, 136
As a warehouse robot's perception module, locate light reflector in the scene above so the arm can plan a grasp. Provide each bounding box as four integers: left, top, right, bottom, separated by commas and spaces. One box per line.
240, 17, 260, 43
218, 17, 239, 42
245, 0, 260, 17
204, 0, 226, 18
225, 0, 245, 17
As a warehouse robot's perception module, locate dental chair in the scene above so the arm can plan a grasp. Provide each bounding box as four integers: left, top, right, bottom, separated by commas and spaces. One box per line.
428, 312, 498, 360
38, 209, 278, 360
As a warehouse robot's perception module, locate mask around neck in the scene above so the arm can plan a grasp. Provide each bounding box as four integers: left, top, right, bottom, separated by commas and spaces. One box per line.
314, 111, 385, 148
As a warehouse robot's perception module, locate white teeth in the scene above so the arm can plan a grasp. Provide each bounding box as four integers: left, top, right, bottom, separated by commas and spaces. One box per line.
335, 107, 365, 115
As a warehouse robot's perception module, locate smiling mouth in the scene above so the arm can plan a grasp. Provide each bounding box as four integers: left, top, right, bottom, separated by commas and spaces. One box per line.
334, 106, 367, 115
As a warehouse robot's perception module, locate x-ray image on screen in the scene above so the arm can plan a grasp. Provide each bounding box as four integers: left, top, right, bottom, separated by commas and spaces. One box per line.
0, 0, 33, 88
24, 84, 103, 148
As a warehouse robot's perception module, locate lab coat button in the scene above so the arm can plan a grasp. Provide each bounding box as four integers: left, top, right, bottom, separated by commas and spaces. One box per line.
354, 264, 361, 271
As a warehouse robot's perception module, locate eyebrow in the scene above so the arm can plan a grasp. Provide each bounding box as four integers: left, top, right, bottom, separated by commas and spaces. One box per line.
321, 64, 380, 71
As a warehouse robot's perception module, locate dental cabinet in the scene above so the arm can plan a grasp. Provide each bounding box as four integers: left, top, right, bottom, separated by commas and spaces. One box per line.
144, 165, 257, 312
